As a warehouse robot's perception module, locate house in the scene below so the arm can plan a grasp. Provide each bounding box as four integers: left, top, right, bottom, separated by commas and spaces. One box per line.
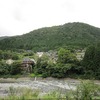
6, 59, 14, 65
36, 52, 44, 57
22, 58, 35, 73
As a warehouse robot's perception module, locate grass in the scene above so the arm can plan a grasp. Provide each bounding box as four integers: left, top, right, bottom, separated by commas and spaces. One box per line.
29, 73, 42, 77
65, 80, 100, 100
0, 80, 100, 100
0, 73, 42, 83
0, 74, 22, 79
0, 73, 42, 79
0, 79, 16, 83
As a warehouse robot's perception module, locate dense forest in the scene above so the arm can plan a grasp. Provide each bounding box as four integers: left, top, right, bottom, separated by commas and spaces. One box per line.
0, 45, 100, 79
0, 36, 9, 40
0, 22, 100, 79
0, 22, 100, 51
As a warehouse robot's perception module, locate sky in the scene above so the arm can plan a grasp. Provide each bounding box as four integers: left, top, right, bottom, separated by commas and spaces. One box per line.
0, 0, 100, 37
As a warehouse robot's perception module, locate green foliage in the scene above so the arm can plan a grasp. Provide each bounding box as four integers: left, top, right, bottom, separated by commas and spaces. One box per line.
0, 61, 22, 76
0, 50, 19, 60
33, 48, 82, 78
0, 61, 11, 75
0, 22, 100, 51
1, 80, 100, 100
51, 48, 82, 78
34, 54, 49, 76
66, 80, 100, 100
6, 87, 40, 100
0, 36, 9, 40
82, 43, 100, 79
82, 46, 95, 74
29, 73, 42, 77
11, 54, 19, 60
10, 61, 22, 75
57, 48, 70, 63
57, 48, 77, 64
24, 51, 34, 56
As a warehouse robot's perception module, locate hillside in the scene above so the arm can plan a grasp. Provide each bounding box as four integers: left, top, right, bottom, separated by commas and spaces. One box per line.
0, 36, 9, 40
0, 22, 100, 51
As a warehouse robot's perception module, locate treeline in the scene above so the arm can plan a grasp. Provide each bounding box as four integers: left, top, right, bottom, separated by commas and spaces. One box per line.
0, 50, 19, 60
82, 43, 100, 79
0, 43, 100, 79
34, 48, 82, 78
0, 48, 82, 78
34, 45, 100, 79
0, 61, 22, 75
0, 36, 9, 40
0, 22, 100, 51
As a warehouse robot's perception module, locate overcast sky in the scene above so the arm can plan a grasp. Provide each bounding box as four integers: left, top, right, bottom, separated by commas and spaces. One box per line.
0, 0, 100, 36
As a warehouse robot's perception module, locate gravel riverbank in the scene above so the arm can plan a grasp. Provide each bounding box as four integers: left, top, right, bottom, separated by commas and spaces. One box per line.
0, 77, 99, 97
0, 78, 100, 97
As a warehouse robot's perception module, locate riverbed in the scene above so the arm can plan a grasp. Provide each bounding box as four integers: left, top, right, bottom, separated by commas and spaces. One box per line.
0, 77, 99, 97
0, 77, 100, 97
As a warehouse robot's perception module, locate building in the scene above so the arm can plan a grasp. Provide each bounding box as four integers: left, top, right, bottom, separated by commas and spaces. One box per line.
22, 58, 35, 73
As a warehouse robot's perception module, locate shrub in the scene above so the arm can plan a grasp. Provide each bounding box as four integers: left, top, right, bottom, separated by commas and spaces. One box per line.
10, 61, 22, 75
0, 62, 11, 75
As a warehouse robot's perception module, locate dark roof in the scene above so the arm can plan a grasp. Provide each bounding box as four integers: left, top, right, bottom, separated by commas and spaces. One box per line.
23, 58, 32, 62
22, 58, 35, 64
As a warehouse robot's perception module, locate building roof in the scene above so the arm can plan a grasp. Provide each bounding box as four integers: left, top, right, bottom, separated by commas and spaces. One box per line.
6, 59, 14, 65
22, 58, 35, 64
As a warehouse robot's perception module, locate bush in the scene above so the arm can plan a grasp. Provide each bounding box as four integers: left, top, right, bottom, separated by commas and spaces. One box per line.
10, 61, 22, 75
57, 48, 78, 64
66, 80, 100, 100
82, 44, 100, 79
0, 62, 11, 75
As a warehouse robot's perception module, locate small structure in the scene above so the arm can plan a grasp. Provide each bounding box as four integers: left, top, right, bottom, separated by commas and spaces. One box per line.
36, 52, 44, 57
75, 49, 85, 60
22, 58, 35, 73
6, 59, 14, 65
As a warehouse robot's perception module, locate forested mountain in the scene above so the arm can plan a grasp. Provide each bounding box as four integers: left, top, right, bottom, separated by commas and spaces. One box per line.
0, 22, 100, 51
0, 36, 9, 40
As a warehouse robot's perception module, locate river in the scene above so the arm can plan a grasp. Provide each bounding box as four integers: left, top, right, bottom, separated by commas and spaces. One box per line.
0, 77, 99, 97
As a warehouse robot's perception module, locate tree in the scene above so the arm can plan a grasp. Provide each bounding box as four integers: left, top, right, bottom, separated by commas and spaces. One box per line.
0, 61, 11, 75
57, 48, 77, 64
93, 43, 100, 78
83, 46, 95, 73
34, 54, 49, 74
10, 61, 22, 75
82, 44, 100, 79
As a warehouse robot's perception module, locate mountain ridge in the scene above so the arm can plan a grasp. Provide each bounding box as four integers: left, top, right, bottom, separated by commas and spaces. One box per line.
0, 36, 9, 40
0, 22, 100, 51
